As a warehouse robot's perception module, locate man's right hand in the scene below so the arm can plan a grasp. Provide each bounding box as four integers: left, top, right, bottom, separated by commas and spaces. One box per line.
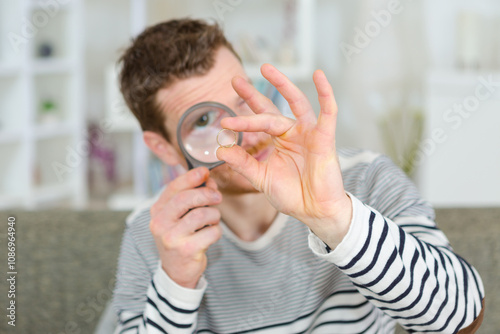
150, 167, 223, 289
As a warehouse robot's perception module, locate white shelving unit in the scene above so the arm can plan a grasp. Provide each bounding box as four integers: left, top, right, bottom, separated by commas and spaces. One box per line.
416, 0, 500, 207
104, 0, 316, 210
148, 0, 316, 82
0, 0, 86, 209
418, 69, 500, 207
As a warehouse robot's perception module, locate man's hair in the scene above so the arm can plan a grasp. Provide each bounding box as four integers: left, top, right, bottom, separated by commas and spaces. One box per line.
119, 18, 240, 141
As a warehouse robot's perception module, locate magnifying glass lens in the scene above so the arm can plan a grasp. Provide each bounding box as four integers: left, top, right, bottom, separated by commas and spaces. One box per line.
180, 105, 229, 163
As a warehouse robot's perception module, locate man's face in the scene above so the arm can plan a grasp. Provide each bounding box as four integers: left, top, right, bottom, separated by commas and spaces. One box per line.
155, 47, 273, 194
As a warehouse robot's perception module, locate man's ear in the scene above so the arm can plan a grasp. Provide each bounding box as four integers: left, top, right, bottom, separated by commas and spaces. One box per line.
143, 131, 182, 166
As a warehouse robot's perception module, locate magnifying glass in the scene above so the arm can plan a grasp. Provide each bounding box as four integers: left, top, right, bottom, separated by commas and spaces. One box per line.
176, 101, 243, 170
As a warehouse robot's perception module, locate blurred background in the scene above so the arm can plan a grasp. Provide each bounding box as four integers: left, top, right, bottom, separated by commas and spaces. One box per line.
1, 0, 499, 210
1, 1, 500, 333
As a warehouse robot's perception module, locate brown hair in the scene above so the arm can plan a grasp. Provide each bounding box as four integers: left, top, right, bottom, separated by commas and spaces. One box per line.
118, 18, 240, 141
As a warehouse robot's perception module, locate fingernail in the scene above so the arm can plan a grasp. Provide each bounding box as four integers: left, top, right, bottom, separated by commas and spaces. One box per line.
212, 191, 222, 201
196, 168, 205, 179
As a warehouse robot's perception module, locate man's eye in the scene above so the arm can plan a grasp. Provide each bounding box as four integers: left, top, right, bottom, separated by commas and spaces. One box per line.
195, 113, 210, 127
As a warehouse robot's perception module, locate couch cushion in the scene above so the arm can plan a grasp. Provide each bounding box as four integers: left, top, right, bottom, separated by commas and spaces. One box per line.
0, 207, 498, 333
0, 210, 128, 334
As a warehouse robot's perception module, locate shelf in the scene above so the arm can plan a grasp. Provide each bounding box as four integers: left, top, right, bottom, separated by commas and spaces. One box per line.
30, 3, 75, 60
33, 58, 74, 75
34, 122, 75, 140
34, 72, 75, 126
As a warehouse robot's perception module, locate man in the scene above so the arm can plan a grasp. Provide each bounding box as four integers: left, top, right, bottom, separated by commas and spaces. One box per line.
113, 19, 484, 333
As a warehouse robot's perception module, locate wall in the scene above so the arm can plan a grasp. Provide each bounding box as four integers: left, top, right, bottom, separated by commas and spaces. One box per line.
82, 0, 500, 207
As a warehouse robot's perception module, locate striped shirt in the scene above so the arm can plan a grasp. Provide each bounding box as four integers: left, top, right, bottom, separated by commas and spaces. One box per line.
112, 149, 484, 333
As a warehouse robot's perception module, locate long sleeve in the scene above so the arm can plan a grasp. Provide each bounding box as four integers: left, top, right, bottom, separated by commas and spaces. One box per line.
309, 155, 485, 333
112, 211, 206, 333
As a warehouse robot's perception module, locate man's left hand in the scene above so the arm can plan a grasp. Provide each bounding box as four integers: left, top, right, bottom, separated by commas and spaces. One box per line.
217, 64, 352, 249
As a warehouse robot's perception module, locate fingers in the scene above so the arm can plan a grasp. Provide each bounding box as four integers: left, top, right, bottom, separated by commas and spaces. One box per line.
220, 113, 294, 137
151, 167, 210, 217
205, 176, 218, 191
313, 70, 338, 146
189, 223, 223, 251
150, 186, 222, 240
154, 206, 222, 255
180, 206, 221, 235
216, 145, 263, 191
166, 187, 222, 220
260, 64, 316, 124
232, 76, 281, 115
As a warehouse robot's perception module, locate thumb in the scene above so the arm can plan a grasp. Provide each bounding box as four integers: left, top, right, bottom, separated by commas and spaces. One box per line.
216, 145, 262, 191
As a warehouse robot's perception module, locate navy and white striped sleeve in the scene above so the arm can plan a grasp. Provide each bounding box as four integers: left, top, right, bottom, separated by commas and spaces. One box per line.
309, 155, 485, 333
112, 216, 206, 334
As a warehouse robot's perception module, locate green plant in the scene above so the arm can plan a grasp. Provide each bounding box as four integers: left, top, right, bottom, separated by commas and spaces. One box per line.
379, 109, 424, 176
